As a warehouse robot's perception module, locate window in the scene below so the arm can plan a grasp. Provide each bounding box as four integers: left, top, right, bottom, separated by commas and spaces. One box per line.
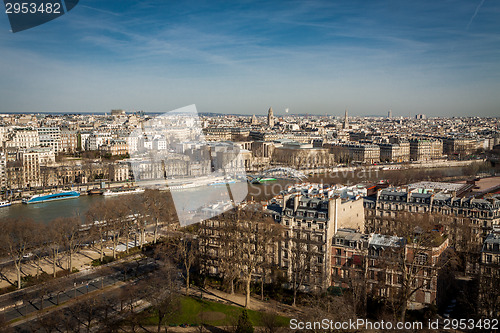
425, 292, 431, 304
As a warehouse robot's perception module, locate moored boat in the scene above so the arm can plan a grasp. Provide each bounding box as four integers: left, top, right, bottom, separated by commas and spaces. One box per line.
87, 188, 104, 195
208, 180, 236, 186
102, 188, 145, 196
22, 191, 80, 204
0, 201, 11, 208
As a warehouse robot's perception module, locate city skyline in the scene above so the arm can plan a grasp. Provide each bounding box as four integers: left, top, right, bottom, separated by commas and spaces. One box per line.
1, 0, 499, 117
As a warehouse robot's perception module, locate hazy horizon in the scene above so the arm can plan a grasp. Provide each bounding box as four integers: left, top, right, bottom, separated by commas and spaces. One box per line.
1, 1, 499, 117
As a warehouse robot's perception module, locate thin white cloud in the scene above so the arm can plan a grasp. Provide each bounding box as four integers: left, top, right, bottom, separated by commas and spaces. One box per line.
466, 0, 486, 30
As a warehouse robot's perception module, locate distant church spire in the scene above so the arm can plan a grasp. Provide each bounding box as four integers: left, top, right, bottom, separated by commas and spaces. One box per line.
267, 107, 275, 127
343, 109, 349, 129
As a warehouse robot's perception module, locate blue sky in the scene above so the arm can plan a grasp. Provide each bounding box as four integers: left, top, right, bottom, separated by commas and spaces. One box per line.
0, 0, 499, 117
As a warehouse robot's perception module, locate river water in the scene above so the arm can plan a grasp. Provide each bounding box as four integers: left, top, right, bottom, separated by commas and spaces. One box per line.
0, 163, 481, 224
0, 180, 294, 224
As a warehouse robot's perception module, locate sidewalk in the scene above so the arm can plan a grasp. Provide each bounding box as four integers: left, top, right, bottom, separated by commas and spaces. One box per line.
189, 286, 303, 318
0, 236, 154, 290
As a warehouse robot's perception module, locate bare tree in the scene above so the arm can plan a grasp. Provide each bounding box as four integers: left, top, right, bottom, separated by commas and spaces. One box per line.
121, 196, 135, 253
46, 218, 66, 277
30, 224, 49, 280
106, 198, 131, 259
86, 201, 113, 262
31, 309, 65, 333
144, 189, 175, 243
259, 311, 284, 333
209, 211, 242, 295
300, 293, 357, 333
170, 236, 198, 296
140, 262, 181, 333
237, 209, 281, 308
289, 229, 313, 307
126, 194, 152, 249
382, 213, 453, 321
72, 295, 108, 333
0, 218, 38, 289
59, 217, 84, 272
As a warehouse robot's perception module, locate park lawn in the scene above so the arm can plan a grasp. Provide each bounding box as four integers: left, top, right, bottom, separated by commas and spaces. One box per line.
142, 296, 289, 327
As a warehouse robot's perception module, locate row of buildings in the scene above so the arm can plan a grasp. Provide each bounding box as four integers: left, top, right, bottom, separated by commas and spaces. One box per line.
0, 110, 498, 189
199, 181, 500, 316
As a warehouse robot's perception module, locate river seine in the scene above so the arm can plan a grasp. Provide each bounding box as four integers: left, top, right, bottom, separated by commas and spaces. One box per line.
0, 180, 294, 224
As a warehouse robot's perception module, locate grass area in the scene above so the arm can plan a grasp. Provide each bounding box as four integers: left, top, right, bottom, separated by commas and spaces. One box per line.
142, 296, 289, 327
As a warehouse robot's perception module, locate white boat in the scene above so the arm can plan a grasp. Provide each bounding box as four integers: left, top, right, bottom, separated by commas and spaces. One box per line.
0, 201, 11, 208
103, 188, 145, 196
168, 183, 198, 191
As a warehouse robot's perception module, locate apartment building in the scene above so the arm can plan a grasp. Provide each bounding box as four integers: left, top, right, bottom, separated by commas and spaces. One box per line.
86, 132, 113, 151
0, 151, 6, 189
478, 227, 500, 318
272, 142, 334, 169
99, 139, 129, 156
37, 127, 61, 153
19, 150, 41, 187
266, 184, 365, 292
409, 139, 431, 161
60, 128, 78, 153
5, 128, 40, 150
364, 184, 500, 248
324, 143, 380, 164
379, 142, 410, 163
349, 144, 380, 164
444, 137, 483, 157
331, 229, 449, 307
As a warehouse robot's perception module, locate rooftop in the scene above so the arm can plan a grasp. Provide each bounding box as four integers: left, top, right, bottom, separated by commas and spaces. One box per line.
369, 234, 404, 248
407, 181, 466, 193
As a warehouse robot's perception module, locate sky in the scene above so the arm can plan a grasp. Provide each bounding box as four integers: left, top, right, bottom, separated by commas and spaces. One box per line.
0, 0, 499, 117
